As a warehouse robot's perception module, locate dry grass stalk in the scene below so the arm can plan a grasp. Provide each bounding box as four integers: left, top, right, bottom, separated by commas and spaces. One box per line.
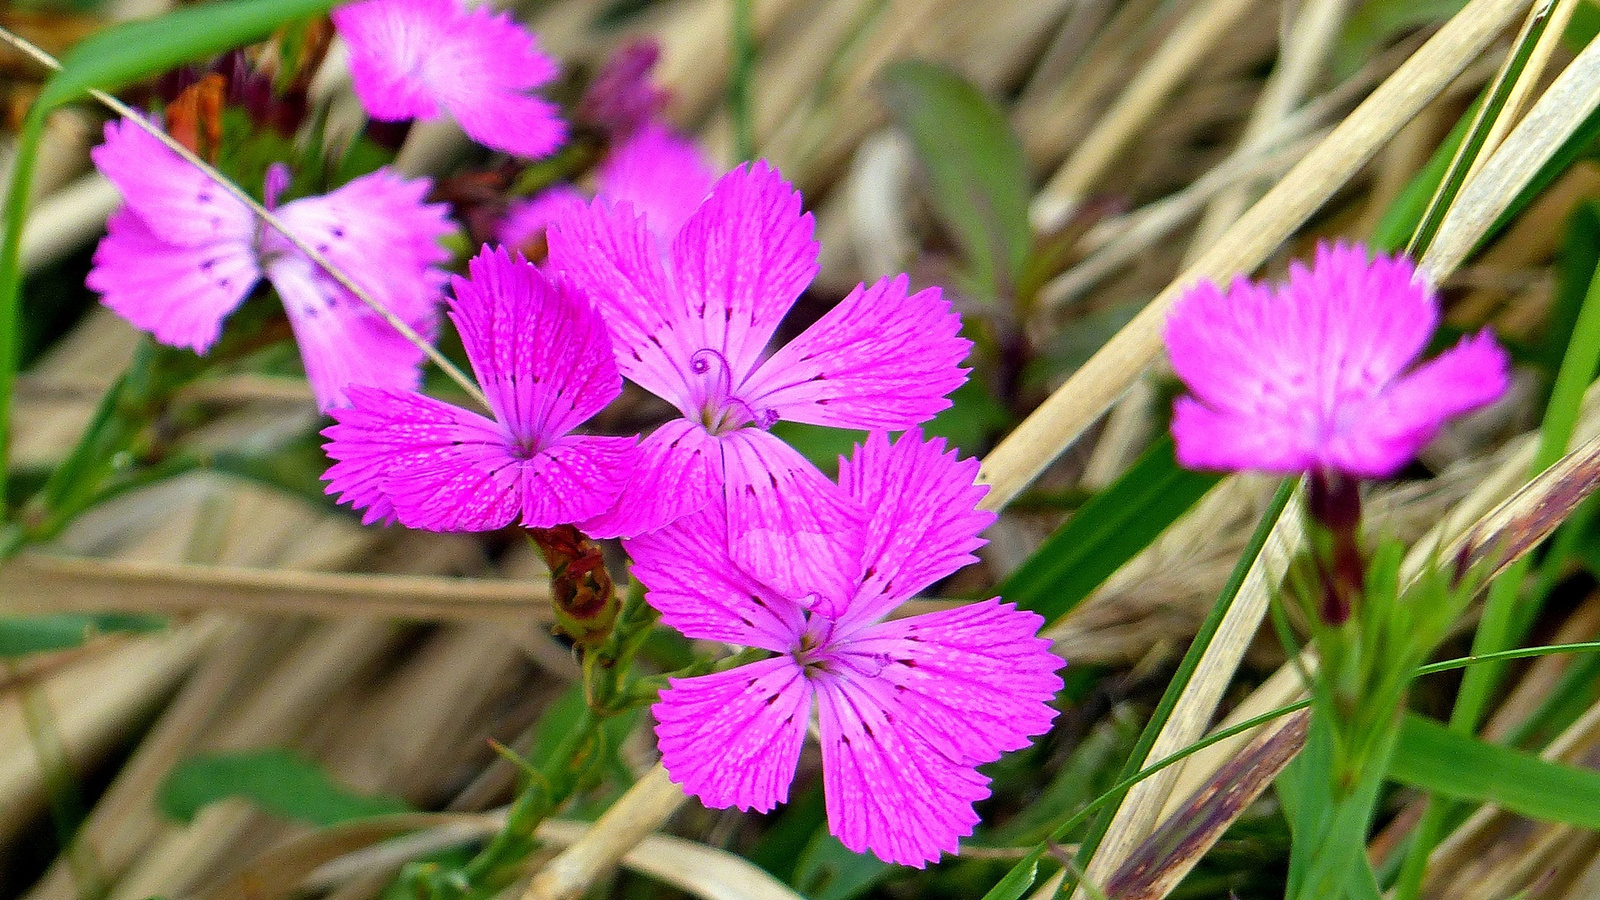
523, 763, 689, 900
1418, 31, 1600, 286
1031, 0, 1267, 228
1185, 0, 1353, 254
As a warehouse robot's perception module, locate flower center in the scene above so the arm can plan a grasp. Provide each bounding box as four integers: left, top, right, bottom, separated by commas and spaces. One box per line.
690, 349, 775, 435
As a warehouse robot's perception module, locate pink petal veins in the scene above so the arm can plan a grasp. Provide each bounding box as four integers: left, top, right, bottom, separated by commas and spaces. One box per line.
91, 117, 257, 248
833, 429, 995, 631
268, 253, 432, 411
597, 125, 717, 240
334, 0, 566, 158
514, 434, 638, 529
580, 419, 719, 539
333, 0, 446, 121
831, 598, 1062, 766
655, 658, 812, 813
1327, 329, 1511, 477
721, 429, 866, 617
275, 168, 452, 329
322, 386, 517, 528
448, 248, 622, 445
547, 197, 700, 411
743, 275, 970, 430
813, 671, 989, 868
670, 161, 820, 383
88, 208, 260, 354
626, 501, 807, 651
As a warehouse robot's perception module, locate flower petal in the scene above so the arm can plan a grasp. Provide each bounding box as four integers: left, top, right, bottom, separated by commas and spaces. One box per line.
87, 208, 259, 353
517, 434, 638, 529
813, 670, 989, 867
626, 502, 806, 651
742, 275, 970, 430
671, 161, 819, 383
597, 124, 716, 240
273, 167, 452, 330
1327, 329, 1511, 477
720, 428, 865, 617
499, 185, 586, 252
833, 429, 994, 630
546, 197, 699, 411
268, 253, 431, 410
334, 0, 566, 157
832, 598, 1062, 765
655, 658, 812, 813
1279, 242, 1437, 401
580, 419, 719, 538
91, 117, 257, 248
448, 247, 622, 443
333, 0, 447, 121
428, 3, 564, 158
1169, 395, 1316, 474
322, 386, 516, 529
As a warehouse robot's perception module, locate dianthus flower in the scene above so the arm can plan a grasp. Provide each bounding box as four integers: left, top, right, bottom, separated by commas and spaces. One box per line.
629, 429, 1062, 867
88, 117, 451, 410
320, 247, 635, 529
333, 0, 565, 159
499, 124, 715, 253
577, 39, 670, 141
548, 162, 970, 601
1164, 241, 1510, 477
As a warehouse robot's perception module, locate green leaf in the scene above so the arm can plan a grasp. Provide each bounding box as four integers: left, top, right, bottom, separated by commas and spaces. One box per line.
881, 60, 1032, 300
159, 749, 411, 827
998, 435, 1219, 624
791, 831, 894, 900
1391, 714, 1600, 828
38, 0, 338, 111
0, 613, 165, 658
978, 848, 1045, 900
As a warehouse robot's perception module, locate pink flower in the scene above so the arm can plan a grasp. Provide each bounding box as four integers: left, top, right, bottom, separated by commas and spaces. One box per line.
320, 247, 636, 529
548, 162, 970, 604
630, 430, 1062, 867
87, 117, 452, 410
1164, 241, 1510, 478
499, 124, 716, 252
577, 39, 670, 140
333, 0, 565, 159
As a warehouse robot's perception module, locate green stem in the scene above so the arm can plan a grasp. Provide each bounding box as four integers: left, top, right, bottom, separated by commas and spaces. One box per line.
1402, 0, 1555, 259
0, 103, 48, 523
1060, 478, 1294, 894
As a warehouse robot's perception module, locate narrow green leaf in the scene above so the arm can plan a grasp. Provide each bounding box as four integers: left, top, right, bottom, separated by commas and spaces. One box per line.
38, 0, 338, 111
998, 435, 1219, 623
881, 61, 1032, 299
979, 848, 1045, 900
1392, 714, 1600, 828
0, 613, 165, 658
159, 749, 411, 827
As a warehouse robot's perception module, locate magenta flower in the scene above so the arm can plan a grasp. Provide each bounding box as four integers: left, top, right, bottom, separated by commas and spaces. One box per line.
320, 247, 636, 530
333, 0, 565, 159
629, 430, 1062, 867
548, 162, 970, 601
577, 39, 670, 140
87, 117, 452, 410
499, 124, 715, 252
1164, 241, 1510, 477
